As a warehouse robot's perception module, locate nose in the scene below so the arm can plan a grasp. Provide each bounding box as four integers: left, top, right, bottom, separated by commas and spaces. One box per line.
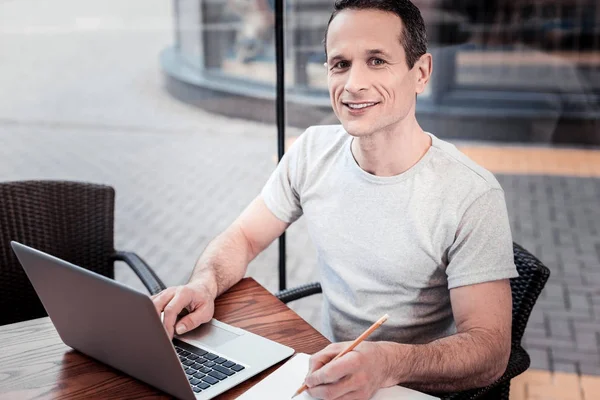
344, 64, 368, 94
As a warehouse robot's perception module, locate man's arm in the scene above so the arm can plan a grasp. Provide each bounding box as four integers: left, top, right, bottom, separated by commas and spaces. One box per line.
304, 279, 512, 399
153, 195, 289, 338
189, 194, 290, 297
385, 279, 512, 392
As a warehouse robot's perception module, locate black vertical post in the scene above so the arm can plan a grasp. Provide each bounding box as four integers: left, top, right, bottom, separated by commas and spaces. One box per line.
275, 0, 287, 291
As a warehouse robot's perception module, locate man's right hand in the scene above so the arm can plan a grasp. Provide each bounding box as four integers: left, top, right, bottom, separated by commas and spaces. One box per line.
151, 281, 216, 340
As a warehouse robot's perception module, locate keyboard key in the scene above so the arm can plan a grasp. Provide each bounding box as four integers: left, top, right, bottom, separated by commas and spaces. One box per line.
215, 357, 227, 364
172, 340, 207, 357
213, 365, 235, 376
192, 348, 207, 356
222, 361, 235, 368
196, 357, 207, 364
198, 382, 210, 390
179, 356, 186, 362
231, 364, 245, 372
190, 378, 201, 385
192, 363, 204, 369
187, 376, 194, 381
199, 367, 212, 374
208, 370, 227, 380
188, 354, 199, 360
204, 353, 218, 361
202, 375, 219, 385
205, 361, 216, 367
181, 351, 191, 357
193, 372, 206, 380
192, 387, 202, 393
183, 360, 195, 366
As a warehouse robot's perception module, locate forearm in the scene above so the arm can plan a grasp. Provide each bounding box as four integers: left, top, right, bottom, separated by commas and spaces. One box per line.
189, 225, 254, 299
383, 329, 509, 393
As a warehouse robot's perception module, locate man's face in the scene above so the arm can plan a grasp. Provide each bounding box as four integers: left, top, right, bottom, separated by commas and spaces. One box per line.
326, 9, 421, 137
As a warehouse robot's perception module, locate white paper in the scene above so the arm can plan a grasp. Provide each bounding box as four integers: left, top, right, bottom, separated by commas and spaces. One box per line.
237, 353, 439, 400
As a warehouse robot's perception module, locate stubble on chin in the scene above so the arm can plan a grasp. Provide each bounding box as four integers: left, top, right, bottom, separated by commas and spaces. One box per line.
341, 121, 376, 138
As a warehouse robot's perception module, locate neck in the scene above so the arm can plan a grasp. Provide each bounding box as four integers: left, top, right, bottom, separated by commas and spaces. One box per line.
351, 117, 431, 177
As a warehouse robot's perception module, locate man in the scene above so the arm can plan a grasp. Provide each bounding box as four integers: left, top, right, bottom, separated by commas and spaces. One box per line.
152, 0, 518, 398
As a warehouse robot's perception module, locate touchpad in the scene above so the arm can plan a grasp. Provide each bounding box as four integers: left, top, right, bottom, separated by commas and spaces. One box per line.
179, 322, 241, 348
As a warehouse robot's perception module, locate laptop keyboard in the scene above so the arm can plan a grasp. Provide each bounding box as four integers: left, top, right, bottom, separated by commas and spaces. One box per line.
173, 339, 245, 394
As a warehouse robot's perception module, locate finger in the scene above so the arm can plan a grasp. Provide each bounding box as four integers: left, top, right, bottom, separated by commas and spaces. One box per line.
306, 357, 354, 387
151, 288, 176, 315
306, 375, 354, 400
175, 302, 213, 335
163, 290, 192, 339
308, 343, 347, 374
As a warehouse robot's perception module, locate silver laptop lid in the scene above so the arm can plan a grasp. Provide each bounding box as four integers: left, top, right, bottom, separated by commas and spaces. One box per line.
11, 241, 196, 400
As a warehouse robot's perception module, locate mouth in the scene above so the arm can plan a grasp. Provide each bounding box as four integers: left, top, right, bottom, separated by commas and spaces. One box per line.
342, 102, 380, 112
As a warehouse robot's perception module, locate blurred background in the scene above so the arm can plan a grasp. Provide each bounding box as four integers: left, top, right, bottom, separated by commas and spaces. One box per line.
1, 0, 599, 399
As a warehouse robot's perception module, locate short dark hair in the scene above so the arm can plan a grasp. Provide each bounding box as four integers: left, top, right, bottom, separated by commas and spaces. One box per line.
323, 0, 428, 69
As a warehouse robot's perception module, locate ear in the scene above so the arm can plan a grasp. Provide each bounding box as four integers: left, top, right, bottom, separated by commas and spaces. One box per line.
415, 53, 432, 95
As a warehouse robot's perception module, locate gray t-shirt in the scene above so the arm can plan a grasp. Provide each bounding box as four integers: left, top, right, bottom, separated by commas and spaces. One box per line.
261, 125, 518, 344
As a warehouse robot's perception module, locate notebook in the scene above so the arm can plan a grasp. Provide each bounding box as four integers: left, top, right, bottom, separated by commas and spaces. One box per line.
237, 353, 440, 399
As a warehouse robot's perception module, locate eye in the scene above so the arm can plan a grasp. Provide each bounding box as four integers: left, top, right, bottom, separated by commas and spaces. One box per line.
331, 61, 349, 70
370, 58, 386, 66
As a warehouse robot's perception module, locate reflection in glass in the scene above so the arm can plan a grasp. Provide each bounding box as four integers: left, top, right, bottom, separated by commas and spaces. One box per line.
165, 0, 599, 144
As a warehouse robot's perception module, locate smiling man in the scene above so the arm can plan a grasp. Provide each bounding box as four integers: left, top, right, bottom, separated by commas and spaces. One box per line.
152, 1, 518, 399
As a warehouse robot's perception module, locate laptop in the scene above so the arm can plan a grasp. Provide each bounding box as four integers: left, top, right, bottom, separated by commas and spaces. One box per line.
11, 241, 295, 399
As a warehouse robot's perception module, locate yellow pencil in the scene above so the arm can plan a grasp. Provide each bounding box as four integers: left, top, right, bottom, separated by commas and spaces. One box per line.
291, 314, 389, 398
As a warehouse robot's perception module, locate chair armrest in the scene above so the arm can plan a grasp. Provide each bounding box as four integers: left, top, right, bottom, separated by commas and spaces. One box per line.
112, 251, 167, 296
440, 344, 530, 400
275, 282, 322, 303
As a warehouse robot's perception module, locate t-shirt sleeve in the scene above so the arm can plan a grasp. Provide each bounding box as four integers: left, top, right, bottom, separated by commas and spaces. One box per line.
446, 188, 519, 289
260, 134, 305, 224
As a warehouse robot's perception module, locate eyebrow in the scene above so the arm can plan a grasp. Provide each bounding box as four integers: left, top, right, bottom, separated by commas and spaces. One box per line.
327, 49, 392, 64
327, 54, 345, 65
366, 49, 392, 58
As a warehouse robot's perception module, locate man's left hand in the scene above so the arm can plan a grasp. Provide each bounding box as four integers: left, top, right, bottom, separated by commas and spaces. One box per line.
303, 341, 397, 400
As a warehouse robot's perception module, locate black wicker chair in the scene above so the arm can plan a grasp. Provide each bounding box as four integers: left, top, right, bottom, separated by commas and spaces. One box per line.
0, 180, 167, 326
276, 242, 550, 400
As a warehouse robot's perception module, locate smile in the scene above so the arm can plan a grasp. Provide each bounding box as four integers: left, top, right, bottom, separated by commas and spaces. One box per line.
343, 102, 379, 110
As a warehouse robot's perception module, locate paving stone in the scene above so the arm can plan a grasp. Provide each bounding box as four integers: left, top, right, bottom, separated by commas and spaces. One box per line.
542, 282, 567, 306
580, 362, 600, 376
585, 270, 600, 283
552, 348, 600, 366
547, 309, 593, 321
528, 308, 546, 326
591, 306, 600, 322
573, 321, 600, 334
569, 293, 592, 312
570, 285, 600, 295
547, 372, 585, 400
576, 332, 600, 351
580, 373, 600, 399
549, 317, 574, 339
526, 326, 549, 339
526, 336, 576, 351
528, 348, 551, 370
552, 362, 579, 375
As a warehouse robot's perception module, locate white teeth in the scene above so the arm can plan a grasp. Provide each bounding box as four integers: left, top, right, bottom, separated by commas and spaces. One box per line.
347, 102, 376, 109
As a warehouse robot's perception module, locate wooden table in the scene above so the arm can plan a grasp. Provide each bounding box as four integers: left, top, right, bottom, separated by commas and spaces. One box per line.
0, 278, 330, 399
